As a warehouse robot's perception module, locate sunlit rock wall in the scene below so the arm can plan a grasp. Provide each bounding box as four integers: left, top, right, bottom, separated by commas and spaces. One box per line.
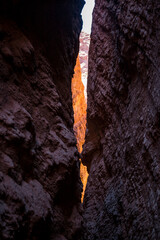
0, 0, 84, 239
82, 0, 160, 239
72, 56, 88, 202
79, 31, 90, 97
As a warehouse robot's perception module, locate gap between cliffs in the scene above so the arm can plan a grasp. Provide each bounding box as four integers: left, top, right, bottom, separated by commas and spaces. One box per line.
72, 55, 88, 202
72, 0, 95, 201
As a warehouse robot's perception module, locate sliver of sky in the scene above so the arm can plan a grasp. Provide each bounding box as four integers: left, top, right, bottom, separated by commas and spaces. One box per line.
82, 0, 95, 34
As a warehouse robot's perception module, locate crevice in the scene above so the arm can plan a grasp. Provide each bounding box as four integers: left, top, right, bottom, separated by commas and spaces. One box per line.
72, 0, 95, 202
72, 55, 88, 202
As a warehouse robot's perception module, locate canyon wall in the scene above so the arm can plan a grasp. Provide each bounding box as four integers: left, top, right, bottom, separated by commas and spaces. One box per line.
79, 31, 90, 97
0, 0, 84, 239
82, 0, 160, 239
72, 56, 88, 202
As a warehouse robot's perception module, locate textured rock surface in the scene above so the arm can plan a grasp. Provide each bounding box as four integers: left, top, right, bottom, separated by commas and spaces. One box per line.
0, 0, 84, 239
82, 0, 160, 239
72, 56, 88, 202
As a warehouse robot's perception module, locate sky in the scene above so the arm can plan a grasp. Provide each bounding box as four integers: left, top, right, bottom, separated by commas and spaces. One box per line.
82, 0, 95, 34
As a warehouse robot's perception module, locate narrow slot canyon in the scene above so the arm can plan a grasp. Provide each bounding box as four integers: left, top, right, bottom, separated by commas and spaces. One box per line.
0, 0, 160, 240
72, 55, 88, 202
72, 0, 94, 202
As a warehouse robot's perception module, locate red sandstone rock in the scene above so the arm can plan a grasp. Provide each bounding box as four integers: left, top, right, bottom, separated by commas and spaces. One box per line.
0, 0, 84, 239
72, 56, 86, 154
72, 56, 88, 202
82, 1, 160, 239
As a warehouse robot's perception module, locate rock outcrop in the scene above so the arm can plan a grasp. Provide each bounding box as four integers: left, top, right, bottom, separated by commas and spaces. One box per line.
82, 1, 160, 239
0, 0, 84, 239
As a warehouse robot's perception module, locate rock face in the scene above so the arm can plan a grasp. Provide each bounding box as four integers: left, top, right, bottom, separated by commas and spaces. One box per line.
0, 0, 84, 239
79, 32, 90, 96
82, 1, 160, 240
72, 56, 86, 154
72, 56, 88, 202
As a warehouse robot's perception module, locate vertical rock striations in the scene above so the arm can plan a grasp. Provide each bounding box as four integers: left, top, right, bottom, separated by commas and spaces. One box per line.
82, 0, 160, 239
0, 0, 84, 239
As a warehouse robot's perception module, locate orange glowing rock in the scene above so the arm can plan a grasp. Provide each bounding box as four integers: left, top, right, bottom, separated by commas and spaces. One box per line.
72, 56, 88, 202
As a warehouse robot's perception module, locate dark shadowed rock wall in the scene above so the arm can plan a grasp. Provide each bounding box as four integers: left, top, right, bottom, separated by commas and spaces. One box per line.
82, 0, 160, 239
0, 0, 84, 239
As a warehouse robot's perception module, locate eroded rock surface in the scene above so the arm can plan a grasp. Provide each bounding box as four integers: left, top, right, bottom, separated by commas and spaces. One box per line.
82, 1, 160, 239
0, 0, 84, 239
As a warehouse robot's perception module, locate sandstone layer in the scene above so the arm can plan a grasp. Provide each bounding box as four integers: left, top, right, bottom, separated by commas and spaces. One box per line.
0, 0, 84, 239
82, 1, 160, 239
